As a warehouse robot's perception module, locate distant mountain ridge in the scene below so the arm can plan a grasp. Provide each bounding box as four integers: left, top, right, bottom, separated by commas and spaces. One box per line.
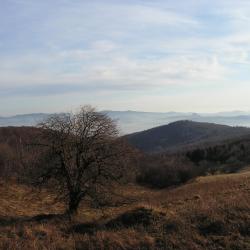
0, 113, 51, 127
96, 111, 250, 134
2, 111, 250, 134
125, 120, 250, 153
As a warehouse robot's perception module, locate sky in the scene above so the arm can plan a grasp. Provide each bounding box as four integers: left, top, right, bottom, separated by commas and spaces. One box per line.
1, 0, 250, 115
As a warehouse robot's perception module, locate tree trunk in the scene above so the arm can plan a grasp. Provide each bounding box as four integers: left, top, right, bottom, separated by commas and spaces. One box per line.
67, 192, 82, 216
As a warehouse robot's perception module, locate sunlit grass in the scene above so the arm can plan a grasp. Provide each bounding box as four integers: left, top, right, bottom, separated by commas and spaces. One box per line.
0, 170, 249, 249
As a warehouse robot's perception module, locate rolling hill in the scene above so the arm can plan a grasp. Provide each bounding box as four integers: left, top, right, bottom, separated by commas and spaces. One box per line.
2, 111, 250, 134
126, 120, 250, 153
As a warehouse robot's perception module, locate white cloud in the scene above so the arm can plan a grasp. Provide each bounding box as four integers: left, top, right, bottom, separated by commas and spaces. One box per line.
118, 4, 199, 27
0, 50, 228, 91
2, 0, 250, 113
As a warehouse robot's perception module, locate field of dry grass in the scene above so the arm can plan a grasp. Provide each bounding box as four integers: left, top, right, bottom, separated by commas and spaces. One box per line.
0, 170, 249, 250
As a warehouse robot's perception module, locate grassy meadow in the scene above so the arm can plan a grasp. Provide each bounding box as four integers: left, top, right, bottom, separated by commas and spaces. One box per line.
0, 169, 249, 250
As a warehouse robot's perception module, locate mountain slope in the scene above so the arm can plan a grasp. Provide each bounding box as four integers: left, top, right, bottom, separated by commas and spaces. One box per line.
126, 120, 250, 152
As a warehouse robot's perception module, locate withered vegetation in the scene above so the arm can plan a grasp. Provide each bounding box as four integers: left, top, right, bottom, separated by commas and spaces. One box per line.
0, 107, 250, 249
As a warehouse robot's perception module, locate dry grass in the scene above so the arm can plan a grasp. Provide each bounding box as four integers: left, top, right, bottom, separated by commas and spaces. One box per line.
0, 171, 250, 250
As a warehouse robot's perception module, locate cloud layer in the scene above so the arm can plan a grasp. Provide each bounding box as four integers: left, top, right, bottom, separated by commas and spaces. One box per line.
1, 0, 250, 114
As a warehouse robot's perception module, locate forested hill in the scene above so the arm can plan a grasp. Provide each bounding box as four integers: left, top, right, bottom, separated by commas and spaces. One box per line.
125, 120, 250, 153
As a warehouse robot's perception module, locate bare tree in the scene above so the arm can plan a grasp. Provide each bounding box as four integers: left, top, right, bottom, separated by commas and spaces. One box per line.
34, 106, 131, 215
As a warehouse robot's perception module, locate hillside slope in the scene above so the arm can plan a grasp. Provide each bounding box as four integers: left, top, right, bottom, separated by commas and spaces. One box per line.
126, 120, 250, 152
0, 170, 249, 249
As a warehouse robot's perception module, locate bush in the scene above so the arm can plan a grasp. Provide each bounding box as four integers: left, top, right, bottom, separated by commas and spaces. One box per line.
136, 155, 200, 188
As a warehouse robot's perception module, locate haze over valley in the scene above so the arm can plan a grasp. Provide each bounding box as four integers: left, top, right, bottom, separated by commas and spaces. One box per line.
2, 110, 250, 134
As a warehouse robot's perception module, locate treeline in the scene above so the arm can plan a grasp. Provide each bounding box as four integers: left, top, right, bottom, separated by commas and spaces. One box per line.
0, 127, 40, 180
186, 138, 250, 173
136, 137, 250, 188
1, 126, 250, 190
136, 154, 202, 188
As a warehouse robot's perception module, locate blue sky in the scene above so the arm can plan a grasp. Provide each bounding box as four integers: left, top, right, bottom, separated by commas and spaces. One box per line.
1, 0, 250, 115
